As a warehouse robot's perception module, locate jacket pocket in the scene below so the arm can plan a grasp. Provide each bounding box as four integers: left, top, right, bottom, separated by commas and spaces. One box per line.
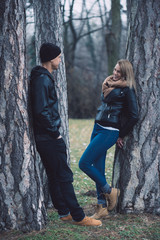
95, 104, 110, 121
95, 105, 104, 121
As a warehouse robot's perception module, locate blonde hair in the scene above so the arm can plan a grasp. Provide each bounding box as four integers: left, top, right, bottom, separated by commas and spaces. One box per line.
117, 59, 136, 90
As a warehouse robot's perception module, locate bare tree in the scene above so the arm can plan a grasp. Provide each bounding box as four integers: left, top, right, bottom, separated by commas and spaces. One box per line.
62, 0, 109, 118
63, 0, 105, 69
27, 1, 125, 118
0, 0, 46, 231
113, 0, 160, 215
106, 0, 122, 75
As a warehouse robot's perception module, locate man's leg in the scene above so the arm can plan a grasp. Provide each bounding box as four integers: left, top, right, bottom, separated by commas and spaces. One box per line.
36, 138, 85, 221
36, 139, 70, 216
52, 138, 85, 221
59, 182, 85, 221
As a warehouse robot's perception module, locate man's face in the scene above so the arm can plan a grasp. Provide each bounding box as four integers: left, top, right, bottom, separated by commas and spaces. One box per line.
51, 54, 61, 70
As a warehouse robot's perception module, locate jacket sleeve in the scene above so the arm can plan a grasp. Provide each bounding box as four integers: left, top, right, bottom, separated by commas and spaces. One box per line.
119, 88, 139, 138
32, 75, 60, 138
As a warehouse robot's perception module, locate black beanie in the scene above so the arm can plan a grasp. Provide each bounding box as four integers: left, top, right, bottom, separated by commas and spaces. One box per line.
40, 43, 61, 63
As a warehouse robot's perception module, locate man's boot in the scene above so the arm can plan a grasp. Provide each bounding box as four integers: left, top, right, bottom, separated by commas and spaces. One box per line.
91, 204, 109, 219
105, 188, 120, 211
60, 214, 72, 221
74, 216, 102, 226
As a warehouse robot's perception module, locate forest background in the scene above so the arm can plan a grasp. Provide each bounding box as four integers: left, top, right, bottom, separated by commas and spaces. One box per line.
26, 0, 127, 118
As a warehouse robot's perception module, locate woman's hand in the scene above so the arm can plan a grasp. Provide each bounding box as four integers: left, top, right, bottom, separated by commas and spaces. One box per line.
57, 135, 62, 139
116, 138, 123, 148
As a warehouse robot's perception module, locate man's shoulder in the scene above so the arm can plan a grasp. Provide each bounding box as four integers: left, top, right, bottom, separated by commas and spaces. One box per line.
30, 66, 54, 83
38, 73, 54, 87
31, 73, 53, 91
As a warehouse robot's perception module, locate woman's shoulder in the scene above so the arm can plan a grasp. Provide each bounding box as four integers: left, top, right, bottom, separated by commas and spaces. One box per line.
123, 86, 136, 94
123, 87, 137, 103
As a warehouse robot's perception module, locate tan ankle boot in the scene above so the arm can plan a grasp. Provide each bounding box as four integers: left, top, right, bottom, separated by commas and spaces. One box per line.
105, 188, 120, 211
60, 214, 72, 221
74, 216, 102, 226
91, 204, 109, 219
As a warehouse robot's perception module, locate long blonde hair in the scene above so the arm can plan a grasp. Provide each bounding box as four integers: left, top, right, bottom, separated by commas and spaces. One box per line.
117, 59, 136, 90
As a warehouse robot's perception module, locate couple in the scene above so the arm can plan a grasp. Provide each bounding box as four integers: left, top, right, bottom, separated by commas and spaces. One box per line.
30, 43, 138, 227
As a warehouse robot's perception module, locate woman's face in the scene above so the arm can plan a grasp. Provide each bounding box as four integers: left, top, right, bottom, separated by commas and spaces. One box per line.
113, 64, 122, 81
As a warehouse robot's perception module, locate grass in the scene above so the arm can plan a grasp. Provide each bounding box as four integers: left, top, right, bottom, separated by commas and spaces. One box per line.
1, 119, 160, 240
69, 119, 114, 201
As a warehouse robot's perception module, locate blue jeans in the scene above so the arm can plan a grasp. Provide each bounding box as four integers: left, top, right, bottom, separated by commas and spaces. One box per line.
79, 123, 119, 205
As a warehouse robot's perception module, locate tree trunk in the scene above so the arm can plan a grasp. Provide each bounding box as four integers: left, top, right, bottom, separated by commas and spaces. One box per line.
32, 0, 70, 206
33, 0, 69, 160
106, 0, 122, 75
0, 0, 46, 231
113, 0, 160, 215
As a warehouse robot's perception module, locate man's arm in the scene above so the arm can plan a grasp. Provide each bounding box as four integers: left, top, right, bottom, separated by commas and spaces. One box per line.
32, 75, 60, 138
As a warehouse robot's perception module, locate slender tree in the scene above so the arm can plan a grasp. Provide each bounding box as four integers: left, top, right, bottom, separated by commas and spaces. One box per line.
32, 0, 69, 160
32, 0, 70, 207
113, 0, 160, 215
63, 0, 105, 69
62, 0, 109, 118
0, 0, 46, 231
106, 0, 122, 74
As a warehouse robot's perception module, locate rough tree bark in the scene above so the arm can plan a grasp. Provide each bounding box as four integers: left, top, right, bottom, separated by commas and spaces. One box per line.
0, 0, 46, 231
113, 0, 160, 215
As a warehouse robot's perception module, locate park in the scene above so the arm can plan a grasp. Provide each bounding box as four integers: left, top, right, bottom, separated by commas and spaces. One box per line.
0, 0, 160, 239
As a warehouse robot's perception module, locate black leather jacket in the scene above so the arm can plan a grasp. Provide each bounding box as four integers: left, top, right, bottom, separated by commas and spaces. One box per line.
30, 66, 61, 140
95, 87, 139, 138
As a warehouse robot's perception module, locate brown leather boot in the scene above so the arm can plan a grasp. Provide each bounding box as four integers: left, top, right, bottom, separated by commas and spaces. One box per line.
60, 214, 72, 221
74, 216, 102, 226
105, 188, 120, 211
91, 204, 109, 219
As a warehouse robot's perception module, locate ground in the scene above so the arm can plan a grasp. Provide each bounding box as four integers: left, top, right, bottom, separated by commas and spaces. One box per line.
0, 119, 160, 239
1, 202, 160, 240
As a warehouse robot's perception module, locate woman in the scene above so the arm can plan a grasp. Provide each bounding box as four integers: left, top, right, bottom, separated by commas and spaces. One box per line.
79, 59, 139, 219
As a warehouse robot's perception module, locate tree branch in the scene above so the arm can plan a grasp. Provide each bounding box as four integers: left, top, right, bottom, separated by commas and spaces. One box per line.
78, 26, 105, 40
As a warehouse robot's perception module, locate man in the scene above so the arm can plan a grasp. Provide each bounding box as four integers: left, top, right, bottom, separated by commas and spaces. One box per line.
30, 42, 102, 226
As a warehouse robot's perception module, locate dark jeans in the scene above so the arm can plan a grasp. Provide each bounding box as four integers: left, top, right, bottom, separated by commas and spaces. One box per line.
36, 137, 85, 222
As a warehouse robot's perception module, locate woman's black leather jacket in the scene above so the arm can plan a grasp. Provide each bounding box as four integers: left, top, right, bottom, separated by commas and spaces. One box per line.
30, 66, 61, 140
95, 87, 139, 138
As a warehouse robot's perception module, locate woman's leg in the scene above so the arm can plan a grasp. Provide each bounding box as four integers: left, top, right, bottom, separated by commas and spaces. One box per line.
89, 124, 107, 205
94, 153, 107, 206
79, 124, 119, 193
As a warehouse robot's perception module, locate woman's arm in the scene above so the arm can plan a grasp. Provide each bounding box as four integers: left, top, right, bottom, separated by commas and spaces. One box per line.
119, 87, 139, 139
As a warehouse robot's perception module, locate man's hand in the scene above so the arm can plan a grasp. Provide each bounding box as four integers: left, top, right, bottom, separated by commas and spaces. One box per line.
116, 137, 123, 148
